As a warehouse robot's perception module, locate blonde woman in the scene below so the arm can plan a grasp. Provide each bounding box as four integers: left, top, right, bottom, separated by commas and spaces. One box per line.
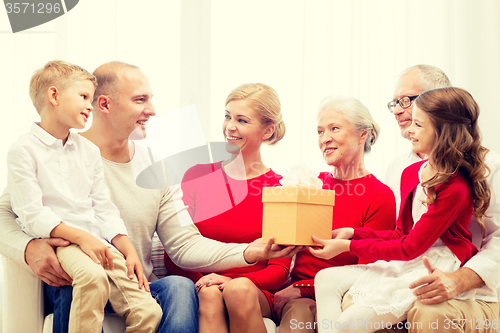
165, 83, 290, 333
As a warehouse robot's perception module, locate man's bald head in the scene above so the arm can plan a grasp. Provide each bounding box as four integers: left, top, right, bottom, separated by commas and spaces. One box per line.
89, 62, 155, 140
92, 61, 139, 106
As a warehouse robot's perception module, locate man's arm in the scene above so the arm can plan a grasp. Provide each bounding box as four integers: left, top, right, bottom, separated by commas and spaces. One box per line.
158, 185, 297, 271
0, 189, 33, 263
410, 217, 500, 304
24, 238, 73, 286
409, 257, 484, 304
0, 189, 71, 286
460, 155, 500, 292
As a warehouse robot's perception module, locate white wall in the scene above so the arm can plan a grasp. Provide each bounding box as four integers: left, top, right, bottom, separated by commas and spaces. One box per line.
0, 0, 499, 186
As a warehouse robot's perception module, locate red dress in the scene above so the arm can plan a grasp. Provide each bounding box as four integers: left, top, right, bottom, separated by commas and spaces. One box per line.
291, 173, 396, 299
164, 162, 292, 314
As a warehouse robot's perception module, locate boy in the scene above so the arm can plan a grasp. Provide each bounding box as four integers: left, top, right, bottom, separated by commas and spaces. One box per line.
7, 60, 162, 333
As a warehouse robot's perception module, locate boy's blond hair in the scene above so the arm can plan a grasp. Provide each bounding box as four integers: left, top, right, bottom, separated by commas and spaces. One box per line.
29, 60, 97, 112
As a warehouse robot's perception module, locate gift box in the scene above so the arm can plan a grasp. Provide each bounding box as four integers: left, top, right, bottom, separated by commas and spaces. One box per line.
262, 186, 335, 245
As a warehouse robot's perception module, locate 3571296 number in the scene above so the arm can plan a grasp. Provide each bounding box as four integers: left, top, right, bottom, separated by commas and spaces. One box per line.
5, 2, 62, 14
443, 318, 498, 330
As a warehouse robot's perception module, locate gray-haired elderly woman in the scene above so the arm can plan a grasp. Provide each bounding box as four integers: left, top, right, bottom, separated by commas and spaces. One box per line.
273, 96, 396, 333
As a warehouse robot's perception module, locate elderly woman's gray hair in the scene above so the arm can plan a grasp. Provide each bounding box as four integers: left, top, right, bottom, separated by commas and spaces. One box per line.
317, 96, 380, 152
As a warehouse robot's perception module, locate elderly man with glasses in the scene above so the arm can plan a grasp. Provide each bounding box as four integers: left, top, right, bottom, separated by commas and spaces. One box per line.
382, 64, 500, 333
385, 65, 451, 211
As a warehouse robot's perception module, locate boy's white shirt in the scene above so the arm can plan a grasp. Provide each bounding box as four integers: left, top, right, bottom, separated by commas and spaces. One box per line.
7, 122, 127, 244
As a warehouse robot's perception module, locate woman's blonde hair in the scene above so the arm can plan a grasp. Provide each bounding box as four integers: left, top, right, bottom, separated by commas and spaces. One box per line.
225, 83, 285, 145
318, 96, 379, 152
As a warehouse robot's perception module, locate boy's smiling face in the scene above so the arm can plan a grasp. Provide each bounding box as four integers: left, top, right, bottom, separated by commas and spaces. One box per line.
55, 79, 95, 130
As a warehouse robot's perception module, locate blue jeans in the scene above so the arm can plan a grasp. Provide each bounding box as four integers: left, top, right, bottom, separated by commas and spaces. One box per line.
45, 275, 199, 333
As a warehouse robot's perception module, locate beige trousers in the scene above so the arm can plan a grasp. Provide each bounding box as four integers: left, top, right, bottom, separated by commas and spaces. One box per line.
405, 299, 499, 333
57, 244, 162, 333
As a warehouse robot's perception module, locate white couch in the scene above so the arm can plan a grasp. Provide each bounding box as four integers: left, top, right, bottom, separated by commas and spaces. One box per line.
1, 236, 278, 333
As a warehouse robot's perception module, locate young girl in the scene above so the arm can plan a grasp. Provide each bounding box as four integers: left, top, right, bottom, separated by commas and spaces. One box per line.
310, 87, 491, 333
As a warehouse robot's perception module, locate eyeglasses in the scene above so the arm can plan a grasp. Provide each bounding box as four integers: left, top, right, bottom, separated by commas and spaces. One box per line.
387, 95, 419, 113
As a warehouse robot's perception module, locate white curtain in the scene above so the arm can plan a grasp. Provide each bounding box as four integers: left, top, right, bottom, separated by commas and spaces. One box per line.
208, 0, 500, 178
1, 0, 499, 189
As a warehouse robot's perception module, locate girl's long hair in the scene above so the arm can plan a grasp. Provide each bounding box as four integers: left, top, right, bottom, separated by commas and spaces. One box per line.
415, 87, 490, 229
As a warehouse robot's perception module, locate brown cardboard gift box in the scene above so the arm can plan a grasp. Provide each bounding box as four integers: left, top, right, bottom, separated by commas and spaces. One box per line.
261, 186, 335, 245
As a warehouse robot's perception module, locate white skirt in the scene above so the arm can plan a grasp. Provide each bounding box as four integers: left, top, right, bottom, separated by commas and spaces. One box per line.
347, 241, 472, 318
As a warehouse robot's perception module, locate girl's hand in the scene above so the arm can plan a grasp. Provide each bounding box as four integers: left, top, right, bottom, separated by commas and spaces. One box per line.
195, 273, 232, 292
307, 236, 351, 260
332, 227, 354, 240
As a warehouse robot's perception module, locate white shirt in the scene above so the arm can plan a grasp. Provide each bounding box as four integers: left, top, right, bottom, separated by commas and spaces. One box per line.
465, 151, 500, 301
7, 123, 127, 244
385, 148, 500, 302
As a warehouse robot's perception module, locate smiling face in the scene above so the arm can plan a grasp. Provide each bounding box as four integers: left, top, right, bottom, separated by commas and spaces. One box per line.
222, 99, 271, 155
110, 67, 156, 140
317, 108, 366, 168
393, 70, 424, 139
56, 79, 94, 130
407, 104, 436, 157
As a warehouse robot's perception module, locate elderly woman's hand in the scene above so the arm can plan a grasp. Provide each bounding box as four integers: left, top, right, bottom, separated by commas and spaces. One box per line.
195, 273, 232, 292
307, 236, 350, 260
332, 227, 354, 239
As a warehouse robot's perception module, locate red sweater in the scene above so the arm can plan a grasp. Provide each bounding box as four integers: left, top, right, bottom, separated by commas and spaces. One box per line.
291, 173, 396, 299
164, 162, 291, 291
350, 160, 477, 265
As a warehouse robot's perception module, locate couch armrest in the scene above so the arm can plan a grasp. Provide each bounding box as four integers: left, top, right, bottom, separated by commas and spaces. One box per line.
2, 256, 44, 333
